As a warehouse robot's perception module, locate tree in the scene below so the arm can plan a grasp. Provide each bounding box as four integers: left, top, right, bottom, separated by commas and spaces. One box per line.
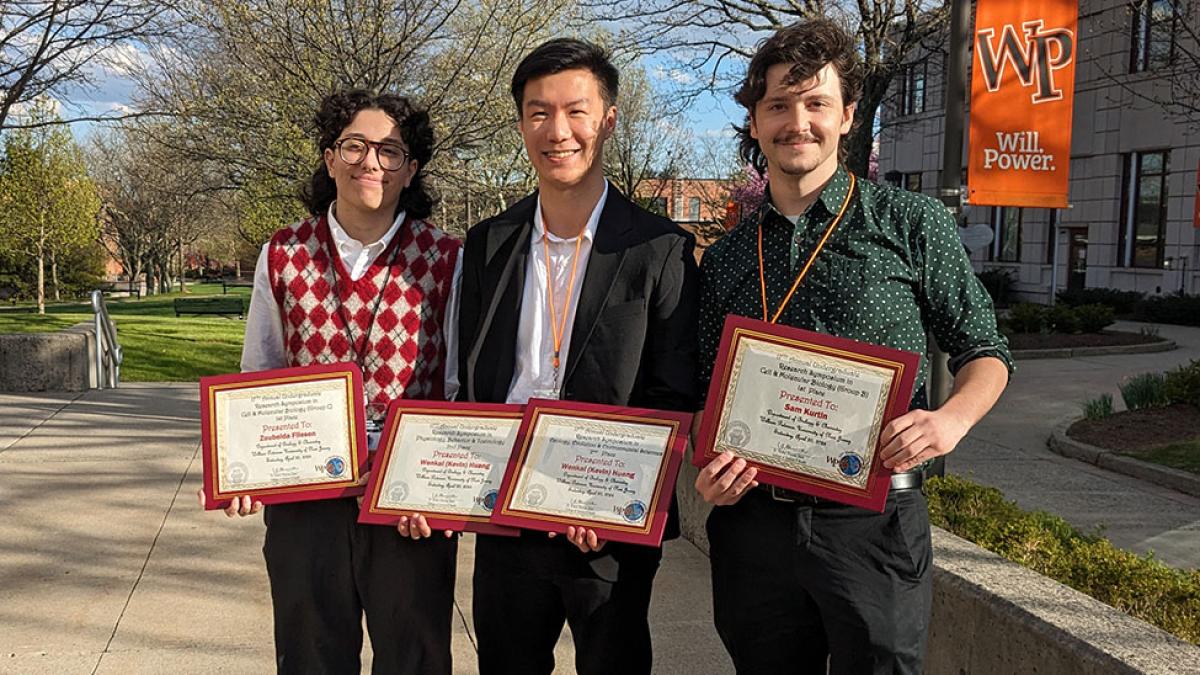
0, 102, 101, 313
583, 0, 950, 176
0, 0, 167, 131
132, 0, 576, 242
88, 123, 226, 295
605, 64, 692, 206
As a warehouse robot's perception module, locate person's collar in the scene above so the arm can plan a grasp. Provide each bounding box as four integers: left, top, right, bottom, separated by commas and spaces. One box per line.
532, 180, 608, 244
764, 165, 851, 223
327, 201, 407, 251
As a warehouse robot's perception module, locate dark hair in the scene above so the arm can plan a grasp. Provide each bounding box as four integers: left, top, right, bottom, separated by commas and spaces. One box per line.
300, 89, 436, 219
510, 38, 619, 113
733, 19, 864, 174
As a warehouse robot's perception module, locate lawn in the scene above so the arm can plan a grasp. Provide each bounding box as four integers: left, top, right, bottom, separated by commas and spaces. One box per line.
1121, 439, 1200, 475
0, 283, 249, 382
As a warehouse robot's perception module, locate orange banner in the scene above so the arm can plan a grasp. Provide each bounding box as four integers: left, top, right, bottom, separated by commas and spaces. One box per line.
969, 0, 1078, 208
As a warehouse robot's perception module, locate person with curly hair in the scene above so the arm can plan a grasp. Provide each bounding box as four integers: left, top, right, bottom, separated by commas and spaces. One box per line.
207, 89, 462, 674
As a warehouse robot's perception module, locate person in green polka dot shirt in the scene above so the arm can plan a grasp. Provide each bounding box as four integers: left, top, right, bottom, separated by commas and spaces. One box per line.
693, 19, 1013, 675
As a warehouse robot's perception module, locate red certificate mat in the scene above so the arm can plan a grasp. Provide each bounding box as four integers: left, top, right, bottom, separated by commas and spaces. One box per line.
695, 315, 919, 512
358, 400, 522, 536
490, 399, 692, 547
200, 362, 368, 510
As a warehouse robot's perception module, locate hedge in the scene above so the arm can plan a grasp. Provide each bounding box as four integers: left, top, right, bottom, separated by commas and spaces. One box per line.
926, 475, 1200, 644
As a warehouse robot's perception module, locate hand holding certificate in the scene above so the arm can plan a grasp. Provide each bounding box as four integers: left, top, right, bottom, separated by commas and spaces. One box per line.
200, 363, 368, 509
358, 401, 522, 535
490, 400, 692, 547
695, 315, 919, 512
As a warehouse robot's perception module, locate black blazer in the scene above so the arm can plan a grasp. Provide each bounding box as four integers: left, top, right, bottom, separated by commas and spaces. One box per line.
457, 187, 699, 413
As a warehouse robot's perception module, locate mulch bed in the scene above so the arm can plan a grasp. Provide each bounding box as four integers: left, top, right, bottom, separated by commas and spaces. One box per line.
1007, 330, 1163, 351
1068, 404, 1200, 452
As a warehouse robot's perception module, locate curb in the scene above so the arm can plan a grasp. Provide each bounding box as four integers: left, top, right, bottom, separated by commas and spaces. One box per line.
1014, 338, 1176, 360
1048, 418, 1200, 498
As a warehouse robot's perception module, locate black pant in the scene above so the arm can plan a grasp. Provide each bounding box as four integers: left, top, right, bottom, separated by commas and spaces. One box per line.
472, 532, 662, 675
262, 498, 458, 675
707, 489, 932, 675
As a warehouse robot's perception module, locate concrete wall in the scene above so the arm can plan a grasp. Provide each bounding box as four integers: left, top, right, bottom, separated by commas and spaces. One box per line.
674, 463, 1200, 674
0, 323, 96, 392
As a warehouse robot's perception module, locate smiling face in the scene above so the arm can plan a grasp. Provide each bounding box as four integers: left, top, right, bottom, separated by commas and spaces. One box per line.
517, 68, 616, 192
750, 62, 855, 179
322, 108, 416, 215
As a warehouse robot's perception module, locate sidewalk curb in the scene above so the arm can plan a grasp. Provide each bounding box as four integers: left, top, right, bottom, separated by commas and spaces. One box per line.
1014, 339, 1177, 360
1047, 418, 1200, 498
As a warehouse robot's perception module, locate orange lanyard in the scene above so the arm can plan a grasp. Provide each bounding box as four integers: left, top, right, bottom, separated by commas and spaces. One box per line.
758, 172, 857, 324
542, 227, 585, 374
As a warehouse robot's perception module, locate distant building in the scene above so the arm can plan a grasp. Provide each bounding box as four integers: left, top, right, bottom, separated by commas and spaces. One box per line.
878, 0, 1199, 303
635, 177, 736, 252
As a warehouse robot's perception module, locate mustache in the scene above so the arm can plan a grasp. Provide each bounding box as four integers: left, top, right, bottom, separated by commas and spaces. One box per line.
774, 133, 817, 144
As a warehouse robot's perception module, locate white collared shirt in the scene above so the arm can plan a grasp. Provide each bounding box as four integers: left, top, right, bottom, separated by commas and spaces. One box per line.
505, 181, 608, 404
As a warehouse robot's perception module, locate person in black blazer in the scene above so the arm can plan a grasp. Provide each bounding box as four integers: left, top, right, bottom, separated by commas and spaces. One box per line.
455, 38, 699, 675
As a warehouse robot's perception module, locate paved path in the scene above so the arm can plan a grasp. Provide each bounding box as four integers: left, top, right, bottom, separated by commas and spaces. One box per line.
0, 384, 730, 674
3, 319, 1198, 672
950, 320, 1200, 569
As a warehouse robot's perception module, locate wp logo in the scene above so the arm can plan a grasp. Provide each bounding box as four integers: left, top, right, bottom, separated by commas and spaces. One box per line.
977, 20, 1074, 104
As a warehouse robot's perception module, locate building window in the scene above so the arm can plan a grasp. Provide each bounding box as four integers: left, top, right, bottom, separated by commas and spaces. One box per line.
1119, 151, 1170, 268
647, 197, 668, 216
688, 197, 701, 221
903, 172, 923, 193
991, 207, 1022, 262
899, 62, 926, 116
1130, 0, 1177, 72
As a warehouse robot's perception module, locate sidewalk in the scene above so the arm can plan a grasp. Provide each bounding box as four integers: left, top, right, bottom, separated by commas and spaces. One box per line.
950, 320, 1200, 569
3, 320, 1198, 671
0, 384, 731, 674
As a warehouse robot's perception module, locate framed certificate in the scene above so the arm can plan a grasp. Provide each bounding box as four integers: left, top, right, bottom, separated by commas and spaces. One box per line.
358, 400, 522, 535
200, 363, 368, 509
695, 315, 919, 512
490, 399, 692, 547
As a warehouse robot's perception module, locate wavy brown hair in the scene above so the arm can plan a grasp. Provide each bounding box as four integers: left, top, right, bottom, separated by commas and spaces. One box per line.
734, 19, 864, 174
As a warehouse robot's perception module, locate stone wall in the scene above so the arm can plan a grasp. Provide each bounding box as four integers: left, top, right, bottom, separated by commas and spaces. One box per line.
0, 324, 96, 391
674, 463, 1200, 674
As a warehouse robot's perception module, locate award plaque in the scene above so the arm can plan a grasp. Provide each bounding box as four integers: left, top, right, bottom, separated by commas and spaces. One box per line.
200, 363, 368, 509
695, 315, 919, 512
358, 400, 522, 535
489, 399, 692, 547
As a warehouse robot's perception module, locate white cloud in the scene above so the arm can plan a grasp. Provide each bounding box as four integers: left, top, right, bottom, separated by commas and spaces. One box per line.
652, 65, 696, 86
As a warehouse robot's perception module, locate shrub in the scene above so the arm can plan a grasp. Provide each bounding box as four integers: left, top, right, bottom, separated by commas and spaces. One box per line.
1164, 360, 1200, 407
977, 268, 1015, 307
1056, 288, 1144, 314
1074, 303, 1115, 333
1082, 393, 1114, 420
1119, 373, 1168, 410
1046, 304, 1080, 334
1007, 302, 1046, 334
1136, 293, 1200, 327
926, 475, 1200, 644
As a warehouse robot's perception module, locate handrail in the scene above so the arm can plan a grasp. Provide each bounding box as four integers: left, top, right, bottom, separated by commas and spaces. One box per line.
90, 290, 123, 388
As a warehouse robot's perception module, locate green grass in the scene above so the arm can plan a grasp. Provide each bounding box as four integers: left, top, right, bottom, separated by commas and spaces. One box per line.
1121, 440, 1200, 475
0, 283, 250, 382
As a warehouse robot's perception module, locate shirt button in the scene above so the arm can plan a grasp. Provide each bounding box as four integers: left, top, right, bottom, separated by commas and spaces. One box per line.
794, 235, 803, 245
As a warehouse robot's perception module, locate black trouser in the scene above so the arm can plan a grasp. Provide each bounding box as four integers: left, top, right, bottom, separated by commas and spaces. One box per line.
472, 532, 662, 675
262, 498, 458, 675
707, 488, 933, 675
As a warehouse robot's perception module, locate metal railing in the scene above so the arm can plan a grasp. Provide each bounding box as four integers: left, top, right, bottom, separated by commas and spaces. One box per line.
90, 290, 123, 388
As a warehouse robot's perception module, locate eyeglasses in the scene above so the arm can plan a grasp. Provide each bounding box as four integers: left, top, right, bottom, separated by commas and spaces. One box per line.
333, 138, 411, 171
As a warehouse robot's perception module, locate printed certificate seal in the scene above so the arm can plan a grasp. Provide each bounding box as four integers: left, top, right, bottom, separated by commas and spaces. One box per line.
722, 420, 752, 449
522, 484, 548, 507
386, 481, 409, 503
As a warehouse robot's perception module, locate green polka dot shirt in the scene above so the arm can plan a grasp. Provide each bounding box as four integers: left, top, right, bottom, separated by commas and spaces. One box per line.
698, 166, 1014, 411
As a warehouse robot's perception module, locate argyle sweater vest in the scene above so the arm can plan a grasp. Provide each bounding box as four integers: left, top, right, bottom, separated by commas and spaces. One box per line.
267, 215, 460, 418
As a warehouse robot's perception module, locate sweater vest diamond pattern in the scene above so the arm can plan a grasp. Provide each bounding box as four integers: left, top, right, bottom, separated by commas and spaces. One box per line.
268, 215, 460, 418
